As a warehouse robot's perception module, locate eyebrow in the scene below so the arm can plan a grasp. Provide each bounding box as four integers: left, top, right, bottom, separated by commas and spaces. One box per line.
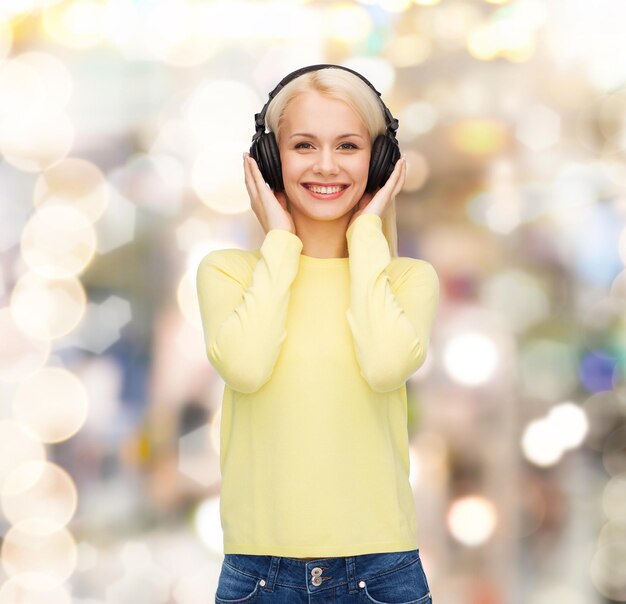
289, 132, 365, 140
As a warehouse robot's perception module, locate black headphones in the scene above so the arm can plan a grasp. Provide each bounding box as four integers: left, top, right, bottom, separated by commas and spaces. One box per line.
249, 63, 401, 194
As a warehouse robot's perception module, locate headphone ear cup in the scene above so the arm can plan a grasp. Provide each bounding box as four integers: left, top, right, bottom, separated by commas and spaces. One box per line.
265, 131, 284, 192
366, 135, 385, 193
252, 131, 284, 192
366, 134, 400, 193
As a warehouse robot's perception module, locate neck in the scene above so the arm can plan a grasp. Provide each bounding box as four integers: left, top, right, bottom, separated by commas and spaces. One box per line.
290, 208, 352, 259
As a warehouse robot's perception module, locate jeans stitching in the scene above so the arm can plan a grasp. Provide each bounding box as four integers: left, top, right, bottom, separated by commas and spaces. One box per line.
222, 560, 261, 581
363, 583, 431, 604
361, 554, 421, 581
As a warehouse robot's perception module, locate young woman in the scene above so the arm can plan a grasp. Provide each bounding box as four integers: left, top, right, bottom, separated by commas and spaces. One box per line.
197, 64, 439, 603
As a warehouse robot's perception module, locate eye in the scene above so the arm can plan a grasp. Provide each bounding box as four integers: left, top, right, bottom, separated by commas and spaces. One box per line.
294, 142, 313, 149
339, 142, 358, 150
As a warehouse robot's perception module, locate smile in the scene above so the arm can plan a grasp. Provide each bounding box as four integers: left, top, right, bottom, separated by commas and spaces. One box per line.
301, 183, 349, 200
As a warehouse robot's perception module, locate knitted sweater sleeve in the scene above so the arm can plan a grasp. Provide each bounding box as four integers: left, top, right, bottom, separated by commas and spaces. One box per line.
345, 213, 440, 393
196, 228, 303, 394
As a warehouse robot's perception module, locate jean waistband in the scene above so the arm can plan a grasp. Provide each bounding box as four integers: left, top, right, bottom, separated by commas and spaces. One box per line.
222, 548, 420, 596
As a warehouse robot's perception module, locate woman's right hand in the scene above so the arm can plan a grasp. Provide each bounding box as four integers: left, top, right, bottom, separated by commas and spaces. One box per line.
243, 152, 296, 235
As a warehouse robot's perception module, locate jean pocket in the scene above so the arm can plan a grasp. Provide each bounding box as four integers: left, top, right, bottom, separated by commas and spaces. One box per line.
215, 561, 262, 603
361, 555, 432, 604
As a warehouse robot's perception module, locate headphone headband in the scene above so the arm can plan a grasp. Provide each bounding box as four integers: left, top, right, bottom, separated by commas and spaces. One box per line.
252, 63, 399, 143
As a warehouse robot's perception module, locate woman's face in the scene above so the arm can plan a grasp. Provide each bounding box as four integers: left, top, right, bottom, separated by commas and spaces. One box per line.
277, 90, 371, 221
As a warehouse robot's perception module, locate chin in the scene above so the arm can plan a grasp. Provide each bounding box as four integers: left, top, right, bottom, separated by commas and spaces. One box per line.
294, 200, 354, 220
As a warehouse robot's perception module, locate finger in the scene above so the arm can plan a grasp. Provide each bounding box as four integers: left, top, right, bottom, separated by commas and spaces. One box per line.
248, 156, 275, 199
243, 156, 258, 202
243, 155, 253, 191
246, 156, 272, 204
380, 157, 403, 192
395, 157, 407, 195
250, 157, 266, 192
393, 155, 404, 178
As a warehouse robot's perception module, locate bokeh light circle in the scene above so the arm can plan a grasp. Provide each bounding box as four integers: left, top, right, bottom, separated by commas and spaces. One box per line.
602, 474, 626, 522
12, 366, 89, 443
10, 272, 86, 341
522, 418, 563, 467
0, 58, 46, 125
20, 204, 97, 279
583, 391, 626, 452
1, 112, 74, 173
43, 0, 106, 49
447, 495, 497, 546
33, 157, 109, 222
590, 541, 626, 601
0, 518, 77, 590
191, 145, 250, 214
1, 460, 78, 527
16, 52, 73, 116
443, 332, 499, 386
547, 402, 589, 449
602, 426, 626, 476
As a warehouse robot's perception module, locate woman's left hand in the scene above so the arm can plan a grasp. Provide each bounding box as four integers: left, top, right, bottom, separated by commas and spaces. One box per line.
347, 155, 406, 230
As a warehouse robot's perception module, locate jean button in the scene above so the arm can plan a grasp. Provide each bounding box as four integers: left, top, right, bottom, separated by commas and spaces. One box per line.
311, 567, 323, 576
359, 580, 366, 588
311, 576, 322, 586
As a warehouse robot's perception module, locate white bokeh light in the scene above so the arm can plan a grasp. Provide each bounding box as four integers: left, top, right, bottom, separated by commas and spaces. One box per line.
443, 332, 499, 386
447, 495, 497, 547
522, 401, 589, 467
547, 402, 589, 450
522, 418, 564, 467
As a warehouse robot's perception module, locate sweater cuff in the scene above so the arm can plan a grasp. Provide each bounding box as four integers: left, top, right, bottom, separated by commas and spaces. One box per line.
263, 228, 303, 254
346, 213, 383, 243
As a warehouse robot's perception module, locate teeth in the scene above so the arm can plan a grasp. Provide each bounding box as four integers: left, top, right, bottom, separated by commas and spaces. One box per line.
305, 185, 346, 194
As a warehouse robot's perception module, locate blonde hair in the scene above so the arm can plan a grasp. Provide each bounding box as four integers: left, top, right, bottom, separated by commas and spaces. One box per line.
264, 67, 399, 258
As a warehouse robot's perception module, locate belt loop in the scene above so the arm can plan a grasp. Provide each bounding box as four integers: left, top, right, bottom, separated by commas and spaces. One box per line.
263, 556, 281, 592
345, 555, 358, 593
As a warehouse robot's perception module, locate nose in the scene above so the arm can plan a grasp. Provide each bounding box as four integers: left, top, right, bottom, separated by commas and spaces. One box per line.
313, 148, 339, 176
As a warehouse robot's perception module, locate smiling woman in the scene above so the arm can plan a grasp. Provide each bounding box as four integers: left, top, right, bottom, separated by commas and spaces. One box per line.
197, 64, 440, 603
262, 65, 399, 259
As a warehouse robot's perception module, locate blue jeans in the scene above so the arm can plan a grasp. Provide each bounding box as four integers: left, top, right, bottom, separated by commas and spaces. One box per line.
215, 548, 432, 603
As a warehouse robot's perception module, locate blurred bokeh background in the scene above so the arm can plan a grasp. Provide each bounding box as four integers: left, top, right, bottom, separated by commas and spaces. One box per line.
0, 0, 625, 602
